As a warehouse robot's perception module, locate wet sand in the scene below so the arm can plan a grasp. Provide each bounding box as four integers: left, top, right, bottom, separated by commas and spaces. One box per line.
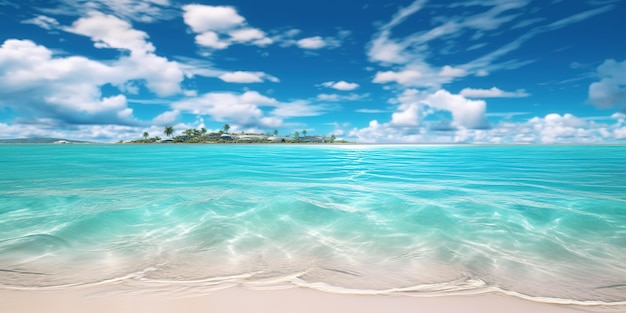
1, 284, 616, 313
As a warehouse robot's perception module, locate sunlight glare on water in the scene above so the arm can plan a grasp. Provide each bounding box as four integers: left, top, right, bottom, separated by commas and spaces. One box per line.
0, 144, 625, 304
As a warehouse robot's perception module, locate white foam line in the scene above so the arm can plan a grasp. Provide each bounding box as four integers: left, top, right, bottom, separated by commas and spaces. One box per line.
0, 266, 160, 291
284, 278, 626, 307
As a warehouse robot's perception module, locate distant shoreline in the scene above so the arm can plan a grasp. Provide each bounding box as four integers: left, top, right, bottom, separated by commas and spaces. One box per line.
1, 138, 626, 146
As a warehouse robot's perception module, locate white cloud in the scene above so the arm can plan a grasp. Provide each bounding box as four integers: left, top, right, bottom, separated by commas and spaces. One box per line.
321, 81, 359, 91
372, 65, 462, 88
366, 0, 614, 89
316, 94, 340, 102
289, 31, 348, 50
34, 0, 175, 24
62, 12, 184, 96
152, 110, 180, 125
588, 59, 626, 110
611, 112, 626, 120
22, 15, 59, 30
171, 91, 279, 127
424, 90, 487, 129
297, 36, 327, 49
349, 112, 623, 144
0, 11, 187, 129
356, 88, 487, 132
317, 93, 368, 102
182, 4, 275, 50
460, 87, 530, 98
614, 126, 626, 139
367, 0, 426, 64
476, 70, 489, 77
0, 120, 157, 142
271, 100, 331, 118
119, 52, 184, 96
528, 113, 593, 143
182, 5, 244, 33
182, 5, 345, 51
194, 31, 230, 49
439, 65, 467, 77
65, 11, 155, 54
218, 71, 279, 83
0, 39, 138, 125
373, 69, 423, 85
391, 102, 421, 127
355, 109, 387, 114
228, 28, 272, 46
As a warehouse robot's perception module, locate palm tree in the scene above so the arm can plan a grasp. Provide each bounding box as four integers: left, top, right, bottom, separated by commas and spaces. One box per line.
294, 131, 300, 142
273, 129, 278, 136
223, 123, 230, 133
330, 134, 336, 143
302, 130, 307, 137
183, 129, 193, 137
164, 126, 174, 138
201, 128, 207, 136
143, 131, 149, 141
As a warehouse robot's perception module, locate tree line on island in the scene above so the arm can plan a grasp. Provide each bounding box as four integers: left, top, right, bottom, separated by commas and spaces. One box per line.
125, 124, 343, 144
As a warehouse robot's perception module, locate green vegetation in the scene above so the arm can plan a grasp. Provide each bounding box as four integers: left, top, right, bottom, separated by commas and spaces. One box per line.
164, 126, 174, 138
123, 126, 350, 144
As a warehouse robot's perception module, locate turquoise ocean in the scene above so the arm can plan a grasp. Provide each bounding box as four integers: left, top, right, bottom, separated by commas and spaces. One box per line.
1, 144, 625, 305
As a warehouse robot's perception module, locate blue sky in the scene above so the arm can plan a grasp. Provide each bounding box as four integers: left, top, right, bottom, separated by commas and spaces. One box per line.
0, 0, 625, 143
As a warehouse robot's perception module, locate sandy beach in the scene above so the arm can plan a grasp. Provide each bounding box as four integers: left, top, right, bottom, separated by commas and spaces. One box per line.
1, 285, 620, 313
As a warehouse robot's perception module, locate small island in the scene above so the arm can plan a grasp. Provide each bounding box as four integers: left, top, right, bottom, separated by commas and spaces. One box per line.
123, 124, 348, 144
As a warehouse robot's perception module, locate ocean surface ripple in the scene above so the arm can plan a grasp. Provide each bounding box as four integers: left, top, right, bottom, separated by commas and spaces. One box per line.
1, 144, 625, 305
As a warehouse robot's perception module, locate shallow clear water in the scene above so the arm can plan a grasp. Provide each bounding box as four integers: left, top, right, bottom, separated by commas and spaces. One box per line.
1, 144, 625, 303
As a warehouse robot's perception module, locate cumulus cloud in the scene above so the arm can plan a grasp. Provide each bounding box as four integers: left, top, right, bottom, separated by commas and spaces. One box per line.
0, 39, 138, 125
183, 5, 244, 33
527, 113, 593, 143
182, 5, 346, 52
439, 65, 467, 77
386, 89, 487, 129
171, 91, 276, 127
194, 31, 230, 49
66, 11, 155, 54
297, 36, 327, 49
63, 12, 184, 96
183, 4, 274, 50
229, 28, 273, 46
169, 90, 331, 129
340, 88, 487, 141
281, 30, 348, 51
588, 59, 626, 110
349, 112, 622, 144
152, 110, 180, 125
427, 90, 487, 129
373, 69, 424, 85
218, 71, 279, 83
460, 87, 530, 98
0, 11, 188, 130
372, 64, 466, 88
321, 81, 359, 91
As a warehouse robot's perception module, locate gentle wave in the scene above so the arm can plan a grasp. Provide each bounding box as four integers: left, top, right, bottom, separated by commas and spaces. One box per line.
1, 144, 625, 305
